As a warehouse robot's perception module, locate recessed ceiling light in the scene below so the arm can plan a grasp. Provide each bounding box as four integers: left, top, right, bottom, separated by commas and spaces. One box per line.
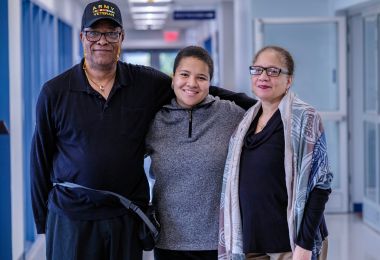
130, 6, 170, 13
129, 0, 172, 3
132, 13, 168, 20
134, 19, 166, 26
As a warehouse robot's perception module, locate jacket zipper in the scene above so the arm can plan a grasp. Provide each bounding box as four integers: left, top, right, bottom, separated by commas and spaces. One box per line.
188, 109, 193, 138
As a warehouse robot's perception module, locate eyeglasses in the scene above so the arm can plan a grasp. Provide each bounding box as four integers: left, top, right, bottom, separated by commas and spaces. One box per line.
83, 30, 122, 43
249, 66, 290, 77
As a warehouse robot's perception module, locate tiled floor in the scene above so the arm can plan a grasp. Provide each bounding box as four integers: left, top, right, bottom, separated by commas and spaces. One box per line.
325, 213, 380, 260
29, 213, 380, 260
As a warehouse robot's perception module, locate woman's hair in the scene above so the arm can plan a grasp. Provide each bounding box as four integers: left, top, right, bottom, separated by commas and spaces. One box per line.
253, 45, 294, 76
173, 45, 214, 80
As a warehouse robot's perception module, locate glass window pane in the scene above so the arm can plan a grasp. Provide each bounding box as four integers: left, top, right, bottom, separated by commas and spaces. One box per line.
263, 22, 338, 111
123, 52, 151, 66
364, 122, 377, 201
159, 51, 177, 76
364, 16, 378, 113
324, 121, 340, 189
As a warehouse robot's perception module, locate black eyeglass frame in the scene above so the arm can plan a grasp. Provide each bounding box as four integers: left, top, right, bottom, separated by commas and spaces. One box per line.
83, 30, 122, 43
249, 66, 290, 77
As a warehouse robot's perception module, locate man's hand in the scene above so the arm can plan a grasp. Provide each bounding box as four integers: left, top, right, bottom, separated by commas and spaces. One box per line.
293, 245, 312, 260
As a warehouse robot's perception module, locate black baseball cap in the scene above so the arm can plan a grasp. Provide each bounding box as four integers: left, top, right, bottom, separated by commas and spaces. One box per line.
81, 0, 123, 30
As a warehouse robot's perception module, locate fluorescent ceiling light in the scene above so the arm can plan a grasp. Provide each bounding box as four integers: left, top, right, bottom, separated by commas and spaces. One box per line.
134, 19, 166, 26
132, 13, 168, 20
129, 0, 172, 3
134, 24, 164, 30
130, 6, 170, 13
134, 25, 149, 30
149, 24, 164, 30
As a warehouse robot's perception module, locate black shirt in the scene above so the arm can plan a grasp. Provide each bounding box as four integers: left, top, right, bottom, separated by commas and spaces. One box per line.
239, 109, 291, 253
31, 59, 257, 234
31, 60, 173, 233
239, 108, 331, 253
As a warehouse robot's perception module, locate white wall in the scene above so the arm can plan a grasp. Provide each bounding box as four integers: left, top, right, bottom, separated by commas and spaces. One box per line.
250, 0, 332, 17
123, 29, 186, 50
9, 0, 24, 259
217, 1, 234, 89
332, 0, 380, 11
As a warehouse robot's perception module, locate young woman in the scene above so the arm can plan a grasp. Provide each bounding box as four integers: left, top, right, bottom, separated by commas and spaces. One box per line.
146, 46, 251, 260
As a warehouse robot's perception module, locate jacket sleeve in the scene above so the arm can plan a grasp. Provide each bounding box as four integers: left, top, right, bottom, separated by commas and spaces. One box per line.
296, 187, 331, 250
30, 85, 56, 234
151, 68, 174, 112
209, 86, 257, 110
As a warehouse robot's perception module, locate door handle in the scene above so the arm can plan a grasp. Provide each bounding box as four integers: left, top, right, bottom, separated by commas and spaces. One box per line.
0, 120, 9, 135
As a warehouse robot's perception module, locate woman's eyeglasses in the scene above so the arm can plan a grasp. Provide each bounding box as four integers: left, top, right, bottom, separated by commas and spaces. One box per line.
249, 66, 290, 77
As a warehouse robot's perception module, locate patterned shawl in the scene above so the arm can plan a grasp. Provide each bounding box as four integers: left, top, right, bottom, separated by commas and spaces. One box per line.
218, 91, 333, 260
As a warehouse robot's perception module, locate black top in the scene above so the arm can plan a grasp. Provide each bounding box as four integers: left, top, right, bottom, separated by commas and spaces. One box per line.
31, 59, 257, 234
239, 108, 331, 253
239, 109, 291, 253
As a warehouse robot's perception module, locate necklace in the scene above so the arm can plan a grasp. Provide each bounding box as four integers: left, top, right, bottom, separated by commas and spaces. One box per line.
83, 63, 115, 92
257, 123, 266, 131
257, 108, 278, 132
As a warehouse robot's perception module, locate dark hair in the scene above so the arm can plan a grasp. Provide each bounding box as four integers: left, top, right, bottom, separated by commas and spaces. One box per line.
173, 46, 214, 80
253, 45, 294, 76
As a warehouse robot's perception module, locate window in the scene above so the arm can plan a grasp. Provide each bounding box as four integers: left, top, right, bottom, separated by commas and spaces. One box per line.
123, 49, 179, 76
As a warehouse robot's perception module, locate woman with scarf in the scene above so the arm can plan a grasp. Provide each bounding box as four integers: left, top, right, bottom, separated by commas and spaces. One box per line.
219, 46, 333, 260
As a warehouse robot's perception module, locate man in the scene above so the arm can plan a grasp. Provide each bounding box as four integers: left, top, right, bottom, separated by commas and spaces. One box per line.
31, 1, 254, 260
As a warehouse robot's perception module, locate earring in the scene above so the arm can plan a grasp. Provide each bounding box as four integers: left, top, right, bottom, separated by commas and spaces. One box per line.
285, 88, 289, 95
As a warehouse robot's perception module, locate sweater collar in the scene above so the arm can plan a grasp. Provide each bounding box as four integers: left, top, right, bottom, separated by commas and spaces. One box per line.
163, 94, 216, 110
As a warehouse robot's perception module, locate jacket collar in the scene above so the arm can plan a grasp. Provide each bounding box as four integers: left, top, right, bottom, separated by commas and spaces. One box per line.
163, 94, 216, 110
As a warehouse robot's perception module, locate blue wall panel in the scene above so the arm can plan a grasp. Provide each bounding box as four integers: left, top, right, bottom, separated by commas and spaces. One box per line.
22, 0, 35, 244
0, 0, 12, 258
22, 1, 74, 251
58, 20, 73, 72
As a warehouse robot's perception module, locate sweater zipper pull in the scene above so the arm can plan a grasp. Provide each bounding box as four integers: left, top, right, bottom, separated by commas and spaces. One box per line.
188, 109, 193, 138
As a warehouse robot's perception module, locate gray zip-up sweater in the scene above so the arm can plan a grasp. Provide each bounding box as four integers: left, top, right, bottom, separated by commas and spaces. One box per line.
146, 95, 245, 250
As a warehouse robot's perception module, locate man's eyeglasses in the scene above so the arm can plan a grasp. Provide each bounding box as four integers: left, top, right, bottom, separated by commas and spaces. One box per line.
83, 30, 122, 43
249, 66, 290, 77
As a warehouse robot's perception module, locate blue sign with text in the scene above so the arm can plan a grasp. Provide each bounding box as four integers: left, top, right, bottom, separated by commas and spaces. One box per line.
173, 10, 216, 20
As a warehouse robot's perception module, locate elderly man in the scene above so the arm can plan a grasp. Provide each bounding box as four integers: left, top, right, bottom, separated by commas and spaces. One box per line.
31, 1, 254, 260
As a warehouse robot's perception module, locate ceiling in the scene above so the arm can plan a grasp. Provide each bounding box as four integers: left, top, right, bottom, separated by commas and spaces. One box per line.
78, 0, 227, 32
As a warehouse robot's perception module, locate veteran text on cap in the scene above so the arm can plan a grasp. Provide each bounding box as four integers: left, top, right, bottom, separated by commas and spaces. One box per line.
81, 0, 123, 29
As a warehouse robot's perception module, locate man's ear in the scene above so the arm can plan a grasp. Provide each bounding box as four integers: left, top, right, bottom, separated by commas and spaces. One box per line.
121, 30, 125, 42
